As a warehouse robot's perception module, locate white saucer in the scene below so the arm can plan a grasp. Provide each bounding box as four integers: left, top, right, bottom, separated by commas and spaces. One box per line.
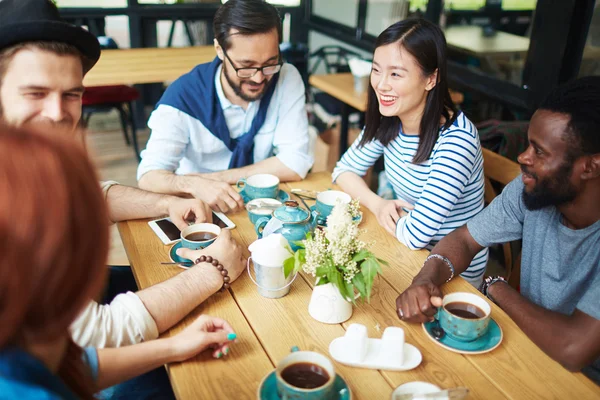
391, 382, 445, 399
329, 337, 422, 371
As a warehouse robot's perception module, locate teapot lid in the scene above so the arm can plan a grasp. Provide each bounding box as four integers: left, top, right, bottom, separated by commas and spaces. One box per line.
273, 200, 310, 223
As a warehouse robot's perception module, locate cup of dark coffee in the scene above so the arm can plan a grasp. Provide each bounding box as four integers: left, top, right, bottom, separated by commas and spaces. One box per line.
437, 292, 491, 342
275, 349, 336, 400
180, 223, 220, 250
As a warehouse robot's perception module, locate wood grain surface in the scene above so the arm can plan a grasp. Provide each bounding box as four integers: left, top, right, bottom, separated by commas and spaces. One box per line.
118, 172, 600, 399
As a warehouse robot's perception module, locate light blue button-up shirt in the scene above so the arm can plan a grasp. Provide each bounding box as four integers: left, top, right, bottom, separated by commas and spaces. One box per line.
137, 63, 313, 180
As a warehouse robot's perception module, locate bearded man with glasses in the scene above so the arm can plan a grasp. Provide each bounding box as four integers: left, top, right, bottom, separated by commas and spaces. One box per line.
138, 0, 314, 213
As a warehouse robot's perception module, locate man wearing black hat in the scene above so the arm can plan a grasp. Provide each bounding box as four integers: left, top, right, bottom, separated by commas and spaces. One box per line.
0, 0, 245, 351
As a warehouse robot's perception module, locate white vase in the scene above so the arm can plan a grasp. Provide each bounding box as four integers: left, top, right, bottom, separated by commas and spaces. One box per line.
308, 282, 353, 324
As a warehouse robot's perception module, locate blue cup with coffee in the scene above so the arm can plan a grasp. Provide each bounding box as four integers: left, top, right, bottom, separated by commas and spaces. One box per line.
437, 292, 491, 342
275, 348, 337, 400
236, 174, 279, 201
180, 223, 220, 250
315, 190, 351, 223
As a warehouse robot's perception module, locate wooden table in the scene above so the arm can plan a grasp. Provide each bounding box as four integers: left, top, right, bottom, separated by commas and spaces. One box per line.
309, 73, 366, 158
118, 172, 599, 399
308, 73, 464, 157
444, 26, 530, 57
83, 46, 216, 87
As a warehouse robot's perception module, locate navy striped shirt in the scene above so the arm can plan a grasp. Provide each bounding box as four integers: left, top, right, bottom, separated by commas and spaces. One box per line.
333, 112, 488, 283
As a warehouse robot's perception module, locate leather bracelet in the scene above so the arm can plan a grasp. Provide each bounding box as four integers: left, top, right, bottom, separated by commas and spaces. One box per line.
479, 275, 508, 303
425, 254, 455, 283
194, 255, 230, 291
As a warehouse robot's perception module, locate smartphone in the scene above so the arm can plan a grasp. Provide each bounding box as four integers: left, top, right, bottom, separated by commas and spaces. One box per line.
148, 211, 236, 245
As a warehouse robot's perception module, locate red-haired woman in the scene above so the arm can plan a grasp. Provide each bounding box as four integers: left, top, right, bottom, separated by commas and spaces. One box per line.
0, 124, 236, 399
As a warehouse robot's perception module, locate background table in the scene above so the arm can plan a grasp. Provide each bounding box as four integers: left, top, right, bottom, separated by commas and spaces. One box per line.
444, 26, 530, 57
118, 172, 599, 399
83, 46, 216, 87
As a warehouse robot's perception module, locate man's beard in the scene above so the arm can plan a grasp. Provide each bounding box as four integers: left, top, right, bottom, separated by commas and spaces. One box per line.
521, 161, 578, 210
223, 62, 269, 102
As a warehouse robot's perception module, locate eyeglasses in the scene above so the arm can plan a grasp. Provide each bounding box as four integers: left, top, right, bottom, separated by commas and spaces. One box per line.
222, 48, 282, 78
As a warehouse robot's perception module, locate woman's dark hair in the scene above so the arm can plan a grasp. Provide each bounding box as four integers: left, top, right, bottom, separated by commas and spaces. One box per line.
538, 76, 600, 158
360, 18, 457, 164
213, 0, 282, 50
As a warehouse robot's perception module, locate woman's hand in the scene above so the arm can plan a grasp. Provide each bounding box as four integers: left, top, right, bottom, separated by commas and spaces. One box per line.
170, 315, 237, 362
372, 198, 414, 236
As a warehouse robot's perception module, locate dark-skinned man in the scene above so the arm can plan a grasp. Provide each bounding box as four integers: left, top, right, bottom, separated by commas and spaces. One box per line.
396, 77, 600, 384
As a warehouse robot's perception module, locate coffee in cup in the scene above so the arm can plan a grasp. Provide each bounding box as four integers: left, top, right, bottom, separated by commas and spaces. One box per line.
180, 223, 220, 250
275, 350, 336, 400
281, 362, 330, 389
445, 301, 486, 319
437, 292, 491, 342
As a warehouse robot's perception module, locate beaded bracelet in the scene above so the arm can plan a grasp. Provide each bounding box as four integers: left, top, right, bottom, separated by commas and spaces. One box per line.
424, 254, 455, 283
194, 255, 230, 291
479, 275, 508, 303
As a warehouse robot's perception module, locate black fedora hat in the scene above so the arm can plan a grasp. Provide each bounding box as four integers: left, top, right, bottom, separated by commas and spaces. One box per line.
0, 0, 101, 71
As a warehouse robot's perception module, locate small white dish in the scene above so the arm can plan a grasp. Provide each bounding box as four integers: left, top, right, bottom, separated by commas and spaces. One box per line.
329, 325, 422, 371
391, 382, 444, 399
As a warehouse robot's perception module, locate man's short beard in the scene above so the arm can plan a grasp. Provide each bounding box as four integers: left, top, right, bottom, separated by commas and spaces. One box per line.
521, 159, 578, 210
222, 62, 269, 102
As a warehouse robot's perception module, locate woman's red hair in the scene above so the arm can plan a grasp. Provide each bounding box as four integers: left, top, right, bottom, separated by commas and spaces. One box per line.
0, 123, 109, 398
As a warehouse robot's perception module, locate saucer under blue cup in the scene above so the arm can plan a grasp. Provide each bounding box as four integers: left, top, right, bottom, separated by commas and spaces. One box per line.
257, 370, 351, 400
242, 189, 290, 204
422, 318, 503, 354
169, 242, 193, 269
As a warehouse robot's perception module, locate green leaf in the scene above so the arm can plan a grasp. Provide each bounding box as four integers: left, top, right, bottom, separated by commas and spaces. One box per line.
316, 276, 329, 285
368, 256, 384, 274
352, 249, 371, 263
376, 258, 389, 266
283, 256, 295, 278
361, 257, 379, 300
344, 280, 356, 304
293, 250, 306, 273
352, 273, 367, 300
330, 269, 348, 301
292, 240, 305, 249
316, 266, 329, 277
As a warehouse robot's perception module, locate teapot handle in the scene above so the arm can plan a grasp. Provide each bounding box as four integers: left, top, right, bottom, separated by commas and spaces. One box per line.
254, 217, 270, 238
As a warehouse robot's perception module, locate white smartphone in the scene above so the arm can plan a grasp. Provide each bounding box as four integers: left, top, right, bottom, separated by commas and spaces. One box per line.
148, 211, 236, 245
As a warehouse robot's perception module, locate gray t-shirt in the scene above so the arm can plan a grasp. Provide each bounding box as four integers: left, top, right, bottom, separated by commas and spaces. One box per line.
467, 176, 600, 384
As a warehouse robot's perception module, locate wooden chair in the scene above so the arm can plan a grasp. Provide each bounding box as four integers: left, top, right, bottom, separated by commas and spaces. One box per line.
481, 147, 522, 287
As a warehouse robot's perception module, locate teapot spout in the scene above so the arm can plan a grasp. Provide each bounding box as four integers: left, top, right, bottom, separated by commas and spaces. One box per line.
310, 209, 319, 229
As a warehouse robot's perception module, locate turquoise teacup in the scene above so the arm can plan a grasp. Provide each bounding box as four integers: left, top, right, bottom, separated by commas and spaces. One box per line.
275, 349, 336, 400
180, 223, 220, 250
246, 198, 282, 225
236, 174, 279, 200
437, 292, 491, 342
315, 190, 351, 221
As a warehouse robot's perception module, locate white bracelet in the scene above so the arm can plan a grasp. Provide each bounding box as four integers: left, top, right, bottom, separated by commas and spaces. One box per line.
425, 254, 455, 283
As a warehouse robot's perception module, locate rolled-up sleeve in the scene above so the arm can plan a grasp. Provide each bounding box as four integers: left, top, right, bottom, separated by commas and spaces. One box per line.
70, 292, 159, 348
272, 65, 313, 178
137, 105, 191, 181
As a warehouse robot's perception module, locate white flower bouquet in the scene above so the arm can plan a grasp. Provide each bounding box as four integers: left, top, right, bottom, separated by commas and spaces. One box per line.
284, 199, 387, 302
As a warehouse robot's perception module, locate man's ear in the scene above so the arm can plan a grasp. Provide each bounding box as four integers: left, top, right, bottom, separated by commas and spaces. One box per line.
581, 153, 600, 180
214, 38, 224, 61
